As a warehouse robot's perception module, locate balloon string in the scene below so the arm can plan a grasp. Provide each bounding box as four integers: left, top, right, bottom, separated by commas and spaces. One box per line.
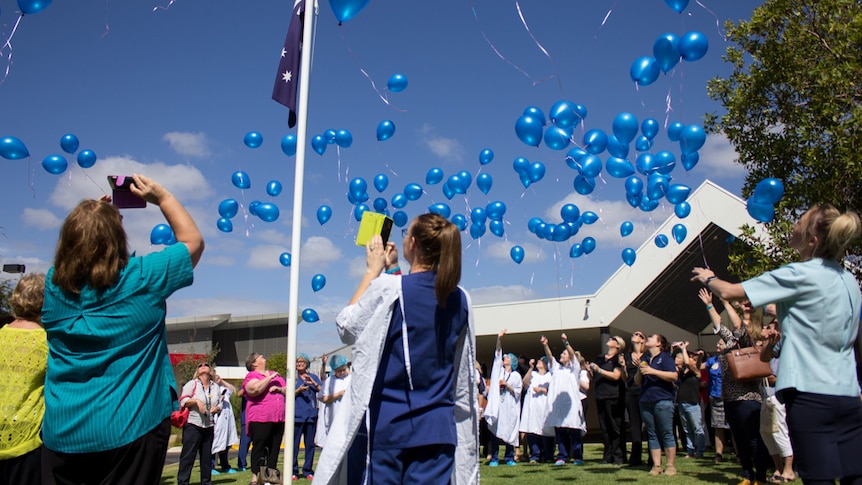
698, 232, 710, 269
152, 0, 179, 12
599, 0, 619, 28
336, 146, 342, 183
664, 85, 674, 128
514, 0, 563, 93
28, 158, 36, 199
695, 0, 725, 39
337, 28, 406, 112
0, 14, 23, 87
100, 0, 111, 39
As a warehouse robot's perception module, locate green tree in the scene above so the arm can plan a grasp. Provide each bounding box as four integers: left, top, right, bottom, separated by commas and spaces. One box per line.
0, 279, 13, 317
266, 352, 288, 377
706, 0, 862, 281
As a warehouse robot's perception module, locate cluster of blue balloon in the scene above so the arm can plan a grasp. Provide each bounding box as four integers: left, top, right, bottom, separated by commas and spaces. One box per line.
746, 178, 784, 223
515, 101, 586, 151
216, 133, 284, 232
311, 128, 354, 156
630, 31, 709, 86
0, 134, 97, 174
150, 224, 177, 246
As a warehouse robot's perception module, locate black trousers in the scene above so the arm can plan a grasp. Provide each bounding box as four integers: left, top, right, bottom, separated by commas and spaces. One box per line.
0, 446, 41, 484
625, 391, 644, 464
596, 397, 626, 464
725, 399, 770, 482
177, 424, 214, 485
42, 418, 170, 485
249, 421, 285, 475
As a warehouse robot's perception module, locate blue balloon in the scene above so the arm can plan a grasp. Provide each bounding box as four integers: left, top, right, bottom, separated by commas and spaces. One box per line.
522, 106, 547, 126
17, 0, 53, 15
582, 237, 597, 254
577, 154, 603, 178
583, 129, 608, 155
41, 154, 67, 175
392, 210, 408, 227
328, 0, 369, 23
317, 205, 332, 225
612, 112, 639, 144
654, 150, 677, 175
457, 170, 472, 188
60, 134, 79, 154
535, 223, 551, 240
76, 149, 97, 168
664, 0, 689, 13
441, 182, 455, 200
680, 125, 707, 154
281, 134, 297, 156
622, 248, 637, 266
301, 308, 319, 323
486, 201, 506, 221
675, 201, 692, 218
218, 199, 239, 218
429, 203, 451, 219
573, 175, 595, 195
678, 31, 709, 61
349, 177, 368, 200
510, 246, 525, 264
376, 120, 396, 141
256, 203, 280, 222
451, 214, 468, 231
470, 207, 487, 226
752, 178, 784, 205
681, 152, 700, 171
353, 203, 369, 221
373, 197, 388, 212
217, 217, 233, 233
573, 104, 588, 121
636, 152, 656, 175
391, 193, 407, 209
248, 201, 261, 216
404, 183, 423, 201
279, 252, 292, 267
479, 149, 494, 165
311, 135, 327, 155
543, 125, 572, 150
561, 204, 580, 223
647, 172, 671, 201
150, 224, 174, 245
373, 173, 389, 193
243, 131, 262, 149
469, 223, 486, 240
672, 223, 688, 244
630, 56, 660, 86
655, 234, 669, 248
311, 274, 326, 292
582, 211, 599, 225
335, 129, 353, 148
635, 135, 653, 152
606, 156, 634, 178
527, 217, 543, 233
0, 136, 29, 160
528, 161, 546, 183
515, 115, 543, 147
625, 176, 644, 196
266, 180, 283, 197
653, 33, 680, 73
387, 73, 408, 92
549, 100, 579, 128
607, 135, 629, 159
513, 157, 530, 175
627, 192, 641, 208
569, 243, 584, 258
667, 122, 685, 142
552, 223, 570, 242
323, 130, 337, 144
476, 173, 493, 195
747, 200, 775, 223
447, 174, 468, 194
666, 184, 691, 204
640, 196, 660, 212
641, 118, 660, 140
620, 221, 634, 237
489, 220, 505, 237
425, 167, 444, 185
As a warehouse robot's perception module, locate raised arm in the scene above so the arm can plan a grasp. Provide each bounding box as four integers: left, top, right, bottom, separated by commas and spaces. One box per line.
523, 359, 534, 388
698, 288, 723, 331
680, 342, 699, 374
348, 236, 394, 305
691, 268, 747, 301
724, 299, 742, 330
561, 332, 575, 362
496, 328, 506, 352
540, 335, 554, 363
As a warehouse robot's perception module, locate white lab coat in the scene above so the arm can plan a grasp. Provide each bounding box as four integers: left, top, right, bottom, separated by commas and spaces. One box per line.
211, 386, 239, 454
316, 373, 352, 448
519, 370, 554, 436
485, 349, 522, 445
547, 359, 585, 432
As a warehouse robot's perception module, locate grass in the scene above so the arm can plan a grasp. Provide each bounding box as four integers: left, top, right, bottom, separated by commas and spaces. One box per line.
159, 444, 744, 484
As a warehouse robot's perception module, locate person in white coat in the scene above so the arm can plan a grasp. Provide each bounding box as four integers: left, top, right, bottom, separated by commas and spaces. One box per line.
542, 333, 586, 465
519, 355, 554, 463
317, 354, 352, 449
485, 329, 522, 467
210, 374, 239, 474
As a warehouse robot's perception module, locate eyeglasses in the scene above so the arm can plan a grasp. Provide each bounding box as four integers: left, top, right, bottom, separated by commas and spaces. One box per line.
197, 362, 210, 368
401, 228, 409, 238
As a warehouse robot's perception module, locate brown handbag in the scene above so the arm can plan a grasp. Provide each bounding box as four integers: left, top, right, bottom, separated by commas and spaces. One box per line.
726, 346, 772, 381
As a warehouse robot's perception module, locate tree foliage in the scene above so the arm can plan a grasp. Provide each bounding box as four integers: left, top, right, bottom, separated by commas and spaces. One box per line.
267, 352, 288, 377
0, 279, 13, 317
706, 0, 862, 282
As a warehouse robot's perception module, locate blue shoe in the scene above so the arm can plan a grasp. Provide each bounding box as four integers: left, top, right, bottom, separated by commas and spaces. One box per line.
572, 460, 584, 466
226, 468, 237, 474
488, 460, 499, 467
554, 459, 566, 466
237, 467, 247, 472
506, 460, 517, 466
211, 469, 221, 475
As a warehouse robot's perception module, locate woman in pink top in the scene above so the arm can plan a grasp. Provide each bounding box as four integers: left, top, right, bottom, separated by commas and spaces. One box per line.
242, 353, 287, 485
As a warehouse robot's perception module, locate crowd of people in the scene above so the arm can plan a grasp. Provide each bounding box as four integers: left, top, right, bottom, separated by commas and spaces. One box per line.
0, 173, 860, 485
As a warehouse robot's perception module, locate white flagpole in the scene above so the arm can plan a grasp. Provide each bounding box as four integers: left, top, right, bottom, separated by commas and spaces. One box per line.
284, 0, 316, 472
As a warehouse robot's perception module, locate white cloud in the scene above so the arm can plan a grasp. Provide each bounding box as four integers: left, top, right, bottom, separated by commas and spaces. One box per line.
697, 133, 746, 178
545, 193, 672, 245
22, 208, 62, 230
246, 244, 290, 269
348, 255, 368, 279
299, 236, 343, 268
484, 240, 547, 263
418, 124, 465, 162
255, 228, 292, 245
467, 285, 539, 305
163, 132, 211, 158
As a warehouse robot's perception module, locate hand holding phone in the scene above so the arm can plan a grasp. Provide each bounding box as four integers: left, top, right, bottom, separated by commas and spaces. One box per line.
107, 175, 146, 209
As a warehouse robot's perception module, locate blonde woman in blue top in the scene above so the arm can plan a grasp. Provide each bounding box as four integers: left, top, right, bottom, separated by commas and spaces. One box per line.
693, 204, 861, 485
41, 175, 203, 485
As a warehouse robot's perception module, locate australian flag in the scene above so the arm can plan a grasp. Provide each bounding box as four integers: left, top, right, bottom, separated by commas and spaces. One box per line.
272, 0, 305, 128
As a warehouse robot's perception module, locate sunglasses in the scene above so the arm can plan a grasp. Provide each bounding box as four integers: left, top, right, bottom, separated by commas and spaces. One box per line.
197, 362, 210, 368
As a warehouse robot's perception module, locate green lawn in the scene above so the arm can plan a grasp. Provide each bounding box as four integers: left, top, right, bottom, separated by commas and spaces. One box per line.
160, 444, 744, 484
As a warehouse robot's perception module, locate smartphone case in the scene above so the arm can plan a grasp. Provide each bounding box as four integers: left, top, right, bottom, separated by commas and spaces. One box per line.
355, 211, 394, 247
107, 175, 147, 209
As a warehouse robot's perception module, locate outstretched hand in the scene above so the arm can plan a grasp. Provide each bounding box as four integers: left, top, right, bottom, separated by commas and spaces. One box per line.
129, 174, 171, 205
698, 288, 713, 305
498, 328, 507, 339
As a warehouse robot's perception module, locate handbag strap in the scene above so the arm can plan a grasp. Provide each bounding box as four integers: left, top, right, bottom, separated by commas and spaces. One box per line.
178, 380, 199, 402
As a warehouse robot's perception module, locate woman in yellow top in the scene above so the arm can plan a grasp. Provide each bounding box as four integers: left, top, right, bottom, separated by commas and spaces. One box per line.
0, 273, 48, 484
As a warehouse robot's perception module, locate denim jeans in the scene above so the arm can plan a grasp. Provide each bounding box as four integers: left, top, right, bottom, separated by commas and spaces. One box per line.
678, 402, 706, 456
640, 400, 676, 450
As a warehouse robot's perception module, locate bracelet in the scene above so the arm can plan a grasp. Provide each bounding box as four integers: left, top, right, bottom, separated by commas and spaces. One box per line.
705, 304, 714, 310
386, 267, 401, 274
704, 275, 717, 285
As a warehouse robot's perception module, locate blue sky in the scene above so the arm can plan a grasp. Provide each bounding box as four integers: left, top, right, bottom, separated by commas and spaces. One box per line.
0, 0, 757, 356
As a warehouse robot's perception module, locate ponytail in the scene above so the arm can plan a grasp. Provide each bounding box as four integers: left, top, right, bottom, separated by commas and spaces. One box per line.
410, 213, 462, 307
807, 205, 862, 260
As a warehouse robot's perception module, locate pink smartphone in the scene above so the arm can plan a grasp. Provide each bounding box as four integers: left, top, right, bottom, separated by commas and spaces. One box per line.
107, 175, 147, 209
